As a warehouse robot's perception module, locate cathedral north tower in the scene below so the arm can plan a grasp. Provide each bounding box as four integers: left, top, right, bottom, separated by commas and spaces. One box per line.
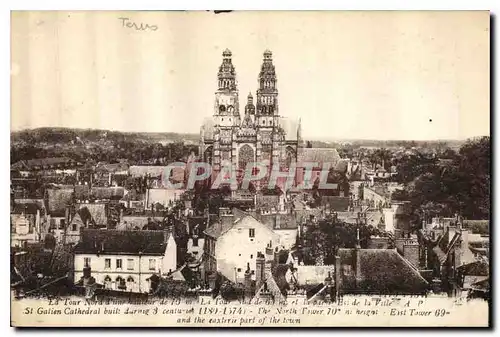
214, 49, 240, 128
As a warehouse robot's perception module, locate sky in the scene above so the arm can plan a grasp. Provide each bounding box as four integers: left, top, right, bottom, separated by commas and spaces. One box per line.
11, 11, 490, 141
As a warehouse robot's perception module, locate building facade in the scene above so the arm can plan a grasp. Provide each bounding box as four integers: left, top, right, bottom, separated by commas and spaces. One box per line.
74, 229, 177, 293
199, 49, 302, 182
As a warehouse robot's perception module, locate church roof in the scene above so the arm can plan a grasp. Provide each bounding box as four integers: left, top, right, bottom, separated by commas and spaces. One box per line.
298, 148, 341, 166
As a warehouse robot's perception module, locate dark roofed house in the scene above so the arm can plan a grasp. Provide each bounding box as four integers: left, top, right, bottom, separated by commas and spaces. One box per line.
73, 229, 178, 293
74, 229, 168, 255
337, 248, 429, 295
74, 184, 91, 202
46, 188, 73, 217
11, 157, 81, 172
320, 196, 350, 212
90, 187, 125, 201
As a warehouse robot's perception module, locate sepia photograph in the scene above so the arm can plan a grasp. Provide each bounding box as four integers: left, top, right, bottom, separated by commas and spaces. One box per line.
10, 10, 490, 327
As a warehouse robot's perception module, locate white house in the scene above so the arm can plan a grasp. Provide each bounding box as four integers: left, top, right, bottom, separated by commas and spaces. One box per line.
74, 229, 177, 293
203, 208, 282, 283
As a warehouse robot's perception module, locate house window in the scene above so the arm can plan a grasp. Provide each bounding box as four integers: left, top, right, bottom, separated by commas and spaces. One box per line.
249, 228, 255, 238
251, 270, 255, 275
126, 276, 135, 290
116, 259, 122, 269
237, 268, 242, 272
192, 238, 199, 247
116, 276, 126, 290
105, 258, 111, 269
60, 219, 65, 229
72, 222, 77, 231
127, 259, 134, 270
104, 276, 112, 289
84, 257, 91, 268
250, 254, 253, 259
149, 259, 156, 271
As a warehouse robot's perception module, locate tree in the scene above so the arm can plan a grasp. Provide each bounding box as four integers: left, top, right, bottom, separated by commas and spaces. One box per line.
393, 137, 490, 227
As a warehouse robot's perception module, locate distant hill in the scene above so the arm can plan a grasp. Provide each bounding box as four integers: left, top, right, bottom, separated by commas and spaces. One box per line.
11, 127, 200, 146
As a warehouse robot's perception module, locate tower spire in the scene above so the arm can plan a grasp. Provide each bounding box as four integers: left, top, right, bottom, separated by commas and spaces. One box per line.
217, 49, 237, 91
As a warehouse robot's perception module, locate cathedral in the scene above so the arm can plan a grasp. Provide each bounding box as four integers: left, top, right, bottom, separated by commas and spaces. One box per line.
199, 49, 302, 176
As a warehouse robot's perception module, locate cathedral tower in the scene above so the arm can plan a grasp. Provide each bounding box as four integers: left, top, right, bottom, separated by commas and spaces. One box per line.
256, 50, 279, 128
214, 49, 240, 128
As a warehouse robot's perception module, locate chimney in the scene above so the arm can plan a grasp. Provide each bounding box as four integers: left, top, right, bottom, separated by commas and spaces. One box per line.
264, 258, 272, 277
274, 246, 280, 264
334, 255, 341, 302
208, 272, 217, 290
355, 230, 362, 288
244, 263, 253, 301
255, 252, 265, 290
403, 241, 420, 269
265, 241, 273, 260
35, 209, 41, 240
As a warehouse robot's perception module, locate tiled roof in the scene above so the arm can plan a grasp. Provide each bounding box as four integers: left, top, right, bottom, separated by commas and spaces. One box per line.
338, 248, 429, 295
298, 148, 340, 166
257, 213, 298, 230
204, 218, 234, 239
74, 229, 168, 255
463, 220, 489, 234
255, 195, 280, 210
77, 203, 107, 226
320, 196, 350, 211
91, 187, 125, 200
204, 208, 263, 239
74, 185, 90, 200
457, 261, 489, 276
12, 202, 41, 215
46, 188, 73, 216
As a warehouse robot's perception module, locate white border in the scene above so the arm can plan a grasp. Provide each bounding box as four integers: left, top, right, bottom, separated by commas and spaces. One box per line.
2, 1, 497, 336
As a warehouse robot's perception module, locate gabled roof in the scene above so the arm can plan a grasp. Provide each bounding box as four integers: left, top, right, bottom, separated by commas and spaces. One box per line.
77, 203, 107, 226
204, 208, 268, 239
338, 248, 428, 295
74, 229, 168, 255
253, 269, 287, 304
